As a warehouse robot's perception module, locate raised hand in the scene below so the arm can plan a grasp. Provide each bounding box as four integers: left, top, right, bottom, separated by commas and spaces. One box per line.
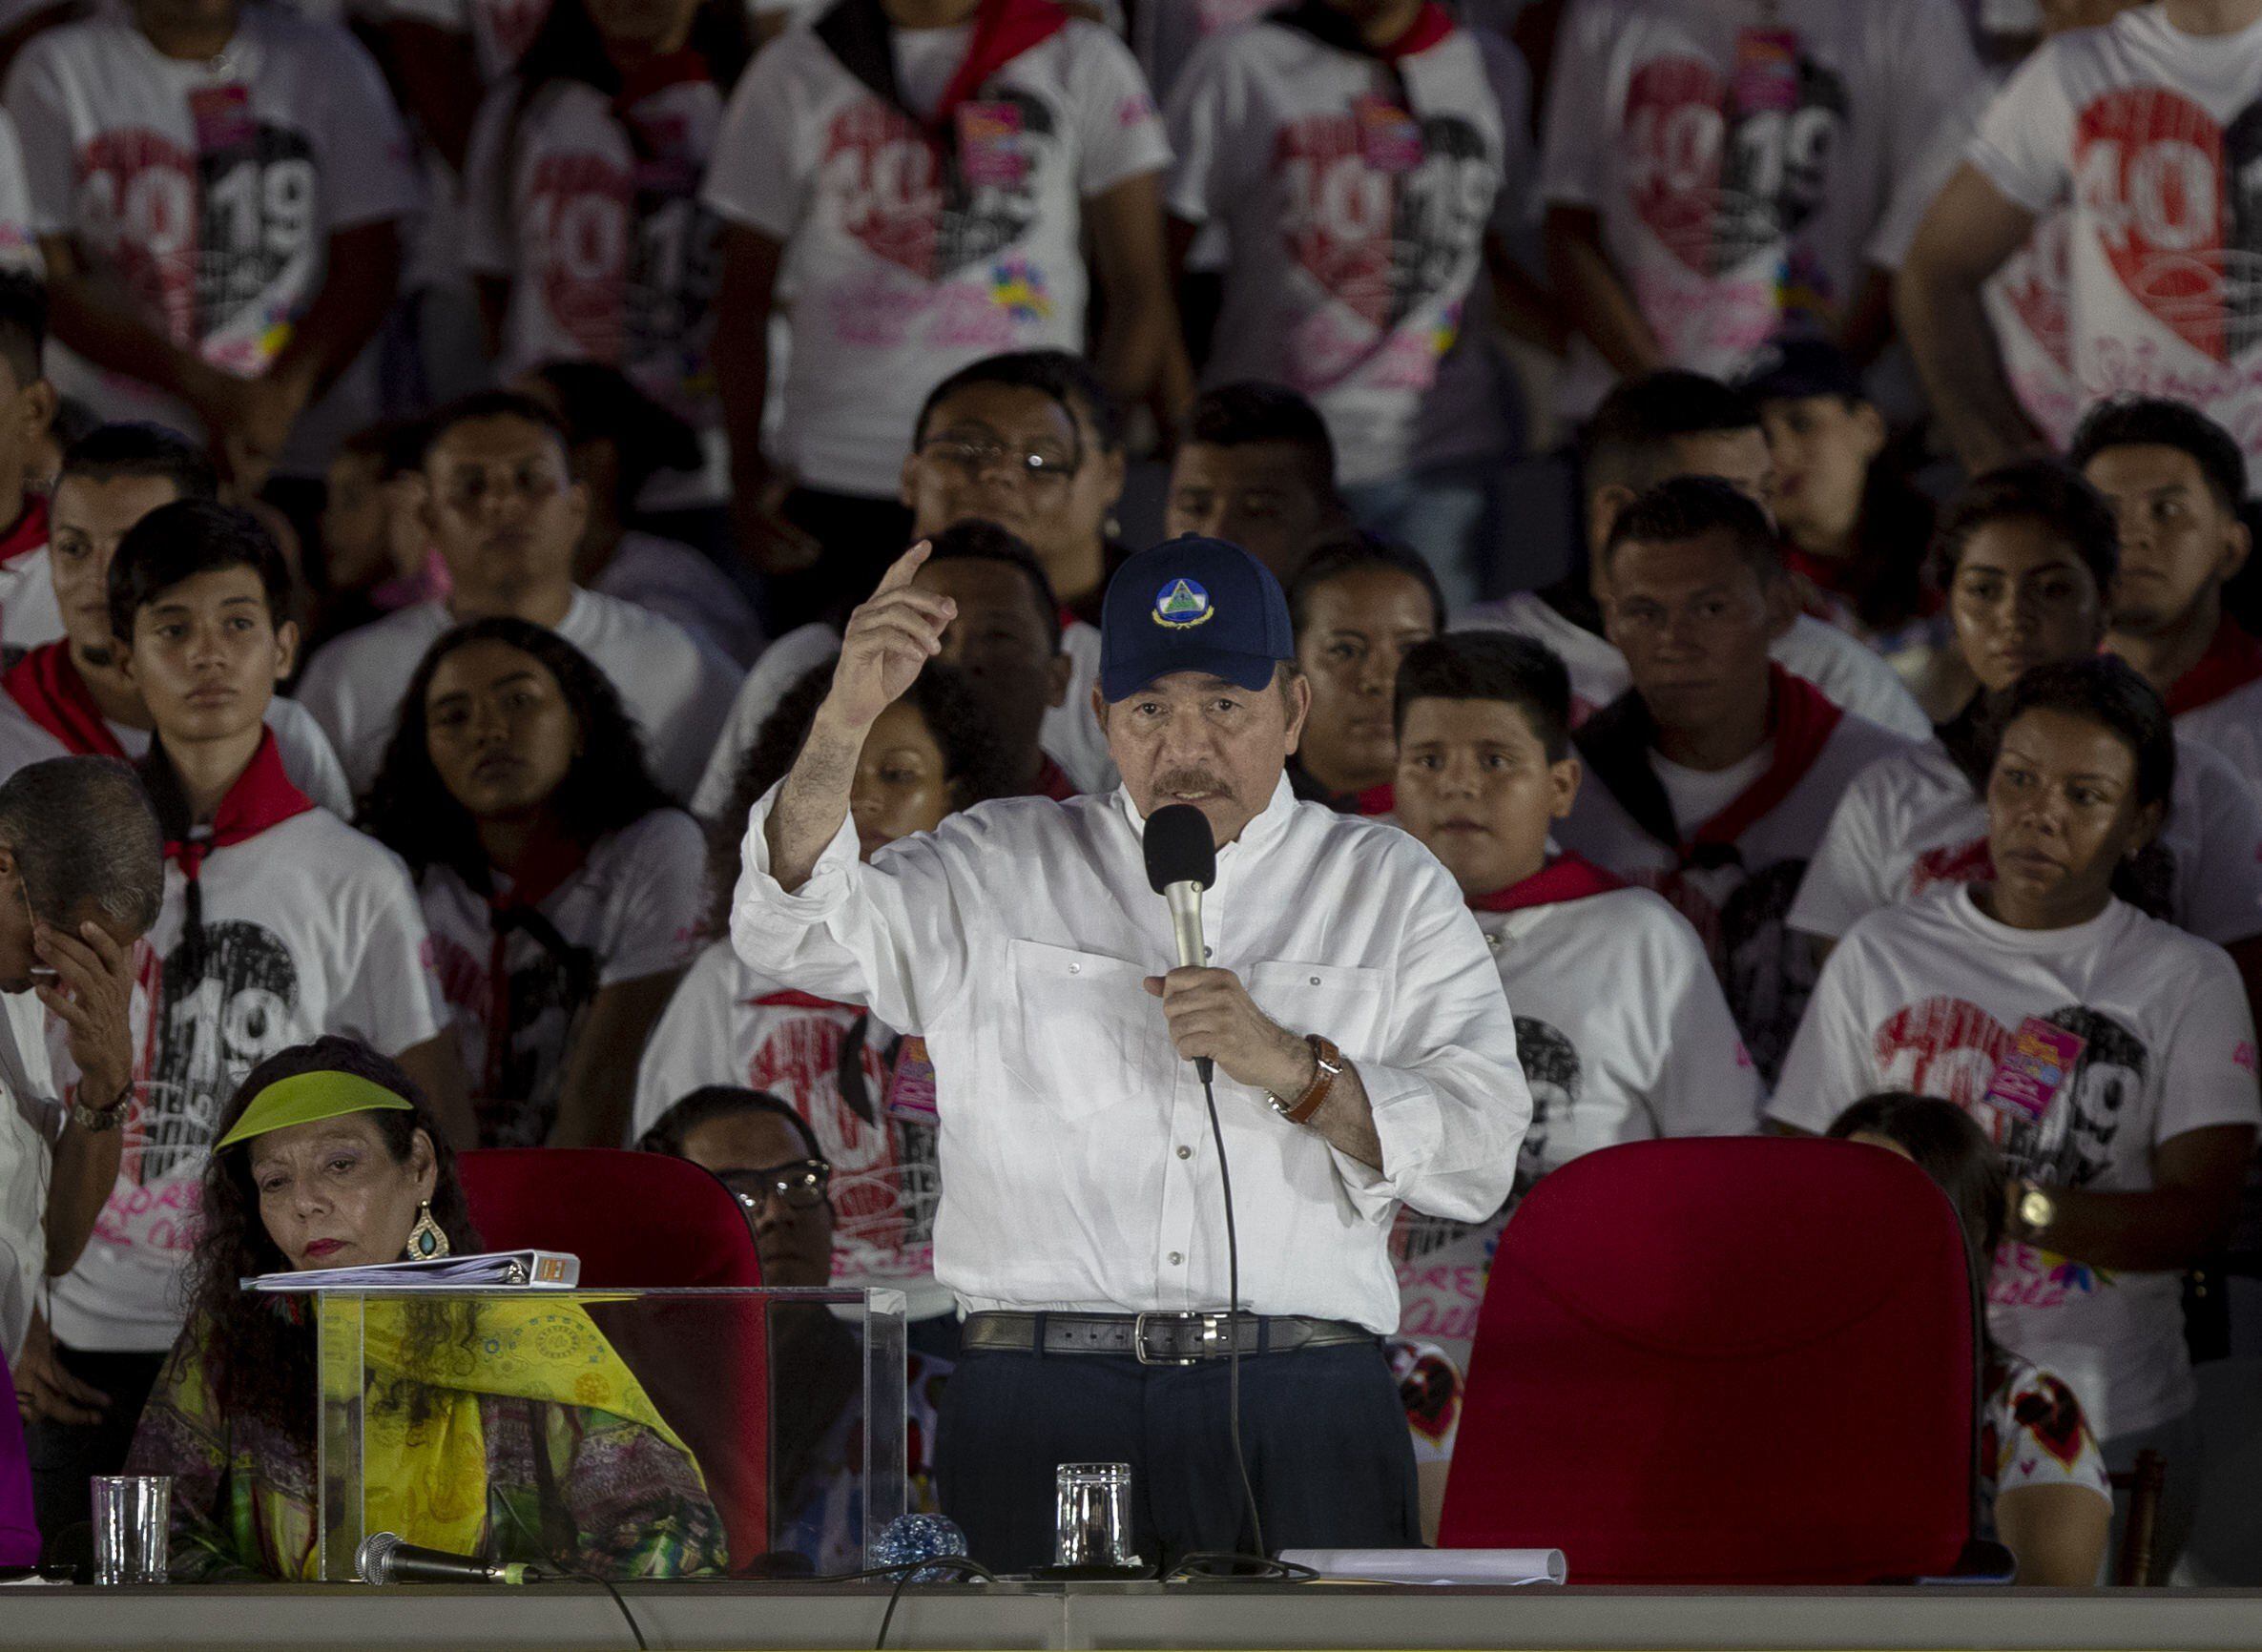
823, 541, 955, 733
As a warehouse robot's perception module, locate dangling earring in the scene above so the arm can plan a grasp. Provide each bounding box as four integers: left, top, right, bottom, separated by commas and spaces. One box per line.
405, 1201, 449, 1261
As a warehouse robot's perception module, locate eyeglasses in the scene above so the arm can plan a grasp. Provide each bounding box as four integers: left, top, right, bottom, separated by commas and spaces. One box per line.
722, 1160, 831, 1213
918, 434, 1079, 490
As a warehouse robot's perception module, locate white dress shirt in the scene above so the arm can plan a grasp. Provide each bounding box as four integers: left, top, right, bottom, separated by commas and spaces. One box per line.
732, 772, 1528, 1333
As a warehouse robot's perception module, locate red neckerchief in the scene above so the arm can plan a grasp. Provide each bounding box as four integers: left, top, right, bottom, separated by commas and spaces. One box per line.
754, 989, 863, 1013
161, 729, 316, 878
930, 0, 1069, 132
2159, 614, 2262, 718
1352, 781, 1395, 816
2, 643, 127, 759
1685, 666, 1844, 854
1030, 754, 1077, 801
1468, 854, 1627, 914
1378, 1, 1453, 59
0, 495, 46, 568
483, 830, 591, 1096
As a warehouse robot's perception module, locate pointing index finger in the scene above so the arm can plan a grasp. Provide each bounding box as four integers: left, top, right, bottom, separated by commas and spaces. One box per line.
871, 540, 933, 596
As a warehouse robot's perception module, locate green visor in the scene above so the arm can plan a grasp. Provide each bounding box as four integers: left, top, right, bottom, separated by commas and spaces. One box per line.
214, 1070, 414, 1151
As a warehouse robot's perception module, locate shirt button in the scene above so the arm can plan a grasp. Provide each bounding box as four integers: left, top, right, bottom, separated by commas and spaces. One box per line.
1176, 1145, 1192, 1160
1204, 946, 1213, 960
1168, 1251, 1183, 1266
1068, 962, 1080, 974
1309, 975, 1321, 985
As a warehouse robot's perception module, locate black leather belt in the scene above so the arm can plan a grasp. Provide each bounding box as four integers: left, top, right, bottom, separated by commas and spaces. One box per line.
962, 1310, 1373, 1365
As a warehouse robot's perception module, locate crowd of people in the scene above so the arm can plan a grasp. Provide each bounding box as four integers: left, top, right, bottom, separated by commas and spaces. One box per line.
0, 0, 2252, 1593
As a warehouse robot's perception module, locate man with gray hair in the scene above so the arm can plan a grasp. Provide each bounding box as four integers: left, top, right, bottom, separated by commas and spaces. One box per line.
0, 755, 161, 1367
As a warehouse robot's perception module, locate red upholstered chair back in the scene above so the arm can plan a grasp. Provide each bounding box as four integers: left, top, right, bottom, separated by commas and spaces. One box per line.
1438, 1137, 1979, 1583
457, 1148, 768, 1569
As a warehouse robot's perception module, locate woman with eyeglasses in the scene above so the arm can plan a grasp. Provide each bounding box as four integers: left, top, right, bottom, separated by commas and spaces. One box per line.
363, 618, 705, 1149
634, 655, 1010, 1327
637, 1085, 948, 1572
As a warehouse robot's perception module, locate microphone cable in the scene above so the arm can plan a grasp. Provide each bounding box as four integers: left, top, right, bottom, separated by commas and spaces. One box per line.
1199, 1067, 1268, 1563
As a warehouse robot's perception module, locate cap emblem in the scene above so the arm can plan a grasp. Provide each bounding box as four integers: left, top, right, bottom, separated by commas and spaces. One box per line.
1153, 577, 1214, 630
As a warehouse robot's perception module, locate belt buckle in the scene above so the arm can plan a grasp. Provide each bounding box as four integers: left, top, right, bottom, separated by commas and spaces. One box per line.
1133, 1310, 1231, 1366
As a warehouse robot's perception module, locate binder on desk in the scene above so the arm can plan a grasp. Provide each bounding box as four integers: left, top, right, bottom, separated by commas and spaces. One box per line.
240, 1249, 581, 1292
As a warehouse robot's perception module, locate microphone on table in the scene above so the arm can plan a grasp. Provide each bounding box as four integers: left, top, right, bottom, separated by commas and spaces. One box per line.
355, 1531, 550, 1585
1143, 802, 1217, 1084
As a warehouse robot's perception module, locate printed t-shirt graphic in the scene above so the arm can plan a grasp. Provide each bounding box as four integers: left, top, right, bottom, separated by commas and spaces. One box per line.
700, 0, 1171, 495
1970, 5, 2262, 465
1, 10, 422, 460
1166, 2, 1525, 485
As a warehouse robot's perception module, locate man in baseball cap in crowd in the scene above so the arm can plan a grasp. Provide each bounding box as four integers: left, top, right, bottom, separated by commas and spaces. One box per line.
729, 533, 1527, 1570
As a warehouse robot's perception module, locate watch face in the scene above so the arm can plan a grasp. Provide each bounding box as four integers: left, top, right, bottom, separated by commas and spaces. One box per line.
2021, 1188, 2055, 1230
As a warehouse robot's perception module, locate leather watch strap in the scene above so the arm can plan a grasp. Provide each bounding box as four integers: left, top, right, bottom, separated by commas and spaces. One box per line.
1272, 1034, 1342, 1125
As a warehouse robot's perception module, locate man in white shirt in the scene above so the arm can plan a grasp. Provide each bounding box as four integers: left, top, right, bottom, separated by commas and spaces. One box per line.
0, 423, 350, 812
1467, 369, 1933, 737
2077, 397, 2262, 793
1557, 476, 1914, 1078
1164, 381, 1351, 580
1898, 0, 2262, 476
298, 391, 742, 801
733, 531, 1526, 1568
0, 757, 158, 1367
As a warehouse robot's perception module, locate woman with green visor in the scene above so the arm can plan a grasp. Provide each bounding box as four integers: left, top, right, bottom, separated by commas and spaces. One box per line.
122, 1037, 725, 1580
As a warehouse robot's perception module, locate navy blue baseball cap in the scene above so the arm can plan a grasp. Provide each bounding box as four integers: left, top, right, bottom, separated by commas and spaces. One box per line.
1098, 535, 1297, 701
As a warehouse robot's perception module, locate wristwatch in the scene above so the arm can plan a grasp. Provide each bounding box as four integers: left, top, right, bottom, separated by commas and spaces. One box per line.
1267, 1035, 1343, 1125
67, 1084, 130, 1134
2011, 1179, 2058, 1242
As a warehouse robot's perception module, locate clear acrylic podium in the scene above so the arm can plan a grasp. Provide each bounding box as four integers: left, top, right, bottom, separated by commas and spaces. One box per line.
313, 1286, 908, 1581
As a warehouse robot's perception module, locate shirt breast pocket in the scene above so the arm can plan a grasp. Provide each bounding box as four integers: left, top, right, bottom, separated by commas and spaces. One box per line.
1003, 939, 1171, 1118
1246, 960, 1391, 1065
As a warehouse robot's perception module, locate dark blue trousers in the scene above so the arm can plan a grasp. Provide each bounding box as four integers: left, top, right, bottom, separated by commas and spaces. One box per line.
933, 1338, 1419, 1572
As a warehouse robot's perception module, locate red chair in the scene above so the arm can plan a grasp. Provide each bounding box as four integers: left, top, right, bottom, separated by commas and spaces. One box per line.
457, 1148, 768, 1569
1438, 1137, 1982, 1583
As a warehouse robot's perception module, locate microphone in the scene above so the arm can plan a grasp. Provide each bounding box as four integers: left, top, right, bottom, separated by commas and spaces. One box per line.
355, 1531, 547, 1585
1143, 803, 1217, 1083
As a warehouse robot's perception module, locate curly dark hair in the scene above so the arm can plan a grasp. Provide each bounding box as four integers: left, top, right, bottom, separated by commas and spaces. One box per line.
701, 657, 1017, 935
361, 617, 674, 888
180, 1038, 482, 1439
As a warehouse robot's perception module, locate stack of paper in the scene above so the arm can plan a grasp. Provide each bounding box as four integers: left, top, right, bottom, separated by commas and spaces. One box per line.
241, 1249, 580, 1292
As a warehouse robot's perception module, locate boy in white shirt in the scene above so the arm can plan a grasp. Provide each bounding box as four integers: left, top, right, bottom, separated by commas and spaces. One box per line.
1466, 370, 1934, 738
0, 423, 350, 812
1557, 475, 1914, 1077
1539, 0, 1985, 418
2077, 398, 2262, 794
1387, 629, 1760, 1523
298, 391, 742, 800
30, 500, 470, 1538
704, 0, 1174, 624
1899, 0, 2262, 476
3, 0, 422, 485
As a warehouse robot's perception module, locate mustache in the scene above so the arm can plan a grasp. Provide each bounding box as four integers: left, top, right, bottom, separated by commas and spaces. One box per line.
1154, 768, 1231, 796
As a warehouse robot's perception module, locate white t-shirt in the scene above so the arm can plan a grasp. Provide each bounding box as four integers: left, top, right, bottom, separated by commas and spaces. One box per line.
2175, 678, 2262, 798
1558, 707, 1916, 1077
690, 614, 1115, 817
1165, 17, 1526, 485
1969, 6, 2262, 465
1466, 591, 1936, 738
1787, 733, 2262, 947
0, 106, 42, 278
296, 589, 744, 802
702, 17, 1171, 494
463, 73, 729, 509
1537, 0, 1986, 415
589, 530, 761, 668
0, 983, 59, 1361
0, 685, 354, 817
1770, 884, 2262, 1437
633, 937, 950, 1319
3, 9, 424, 474
1134, 0, 1277, 105
50, 809, 446, 1352
421, 809, 703, 1146
0, 548, 58, 651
